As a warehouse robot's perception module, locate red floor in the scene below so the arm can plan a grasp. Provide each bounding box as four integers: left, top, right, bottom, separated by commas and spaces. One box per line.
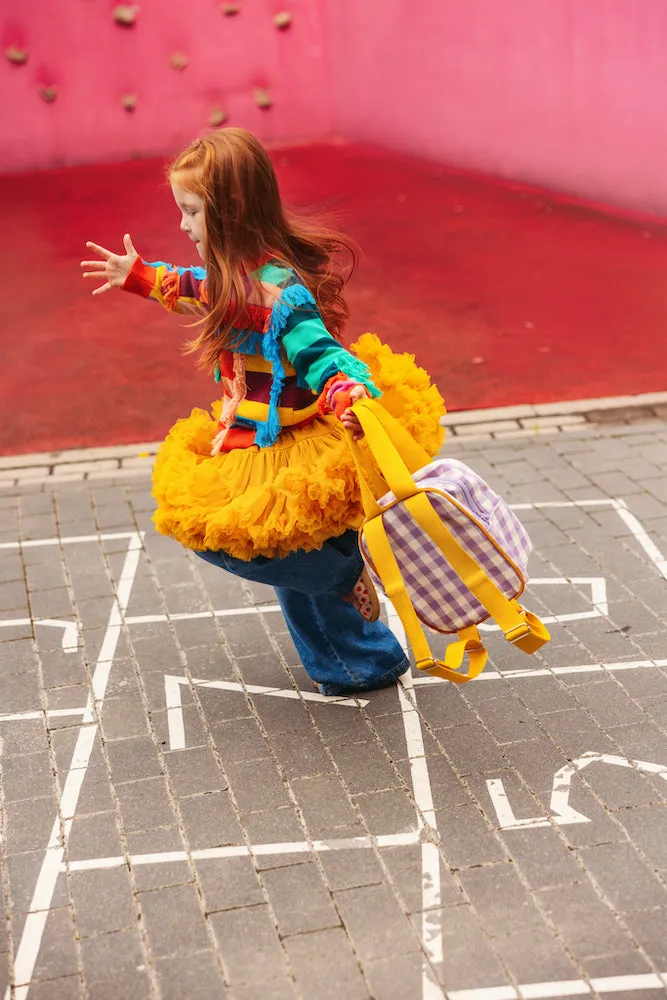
3, 142, 667, 455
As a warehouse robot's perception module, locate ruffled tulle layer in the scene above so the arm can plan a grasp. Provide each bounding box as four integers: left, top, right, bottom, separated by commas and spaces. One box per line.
151, 333, 446, 560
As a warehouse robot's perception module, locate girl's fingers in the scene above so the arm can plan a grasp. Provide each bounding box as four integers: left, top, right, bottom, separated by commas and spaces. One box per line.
123, 233, 137, 256
92, 281, 112, 295
80, 260, 107, 270
82, 272, 110, 279
85, 241, 113, 259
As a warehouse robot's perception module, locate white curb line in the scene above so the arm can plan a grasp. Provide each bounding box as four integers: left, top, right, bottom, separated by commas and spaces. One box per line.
1, 391, 666, 487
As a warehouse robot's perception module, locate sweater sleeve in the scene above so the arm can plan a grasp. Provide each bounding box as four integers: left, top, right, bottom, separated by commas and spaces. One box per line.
122, 258, 207, 315
280, 306, 381, 397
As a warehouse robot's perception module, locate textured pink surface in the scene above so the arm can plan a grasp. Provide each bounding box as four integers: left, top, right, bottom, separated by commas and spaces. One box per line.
324, 0, 667, 215
0, 0, 331, 170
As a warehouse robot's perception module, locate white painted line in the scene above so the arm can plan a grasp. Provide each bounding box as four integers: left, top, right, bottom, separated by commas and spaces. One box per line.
614, 497, 667, 580
397, 672, 444, 996
0, 531, 140, 550
0, 708, 87, 724
0, 618, 79, 652
124, 604, 282, 625
412, 659, 667, 686
164, 675, 368, 751
447, 971, 667, 999
478, 577, 609, 631
487, 751, 667, 831
65, 831, 422, 872
5, 533, 143, 1000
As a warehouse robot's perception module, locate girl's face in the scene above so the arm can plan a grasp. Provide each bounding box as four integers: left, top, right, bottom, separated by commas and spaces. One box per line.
170, 179, 205, 260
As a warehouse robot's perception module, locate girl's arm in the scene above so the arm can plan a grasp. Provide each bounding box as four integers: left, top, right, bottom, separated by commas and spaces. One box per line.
281, 307, 381, 399
80, 235, 206, 315
281, 306, 381, 441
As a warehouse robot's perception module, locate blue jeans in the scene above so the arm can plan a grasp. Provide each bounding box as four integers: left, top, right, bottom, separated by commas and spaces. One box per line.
196, 530, 409, 696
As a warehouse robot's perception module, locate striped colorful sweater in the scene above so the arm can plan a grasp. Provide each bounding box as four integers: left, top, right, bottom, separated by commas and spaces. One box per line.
122, 256, 380, 451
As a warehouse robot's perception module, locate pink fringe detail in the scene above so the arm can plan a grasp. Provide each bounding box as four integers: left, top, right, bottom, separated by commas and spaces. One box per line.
211, 353, 247, 456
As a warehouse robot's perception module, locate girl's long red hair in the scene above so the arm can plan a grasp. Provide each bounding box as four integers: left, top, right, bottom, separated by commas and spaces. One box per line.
168, 128, 358, 371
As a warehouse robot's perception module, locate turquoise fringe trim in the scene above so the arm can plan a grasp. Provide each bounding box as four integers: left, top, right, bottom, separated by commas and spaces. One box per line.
253, 284, 316, 448
338, 357, 382, 398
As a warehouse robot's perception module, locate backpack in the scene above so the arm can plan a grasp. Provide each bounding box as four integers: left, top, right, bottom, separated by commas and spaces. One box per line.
349, 399, 550, 683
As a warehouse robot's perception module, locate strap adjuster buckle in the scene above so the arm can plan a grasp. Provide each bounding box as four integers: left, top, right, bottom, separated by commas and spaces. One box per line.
504, 621, 532, 643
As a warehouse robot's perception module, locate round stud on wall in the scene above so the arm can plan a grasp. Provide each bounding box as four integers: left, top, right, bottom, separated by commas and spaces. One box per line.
221, 4, 240, 14
273, 12, 292, 29
5, 46, 28, 65
170, 53, 188, 70
113, 5, 139, 25
39, 85, 58, 102
122, 94, 138, 111
254, 87, 272, 109
209, 108, 228, 127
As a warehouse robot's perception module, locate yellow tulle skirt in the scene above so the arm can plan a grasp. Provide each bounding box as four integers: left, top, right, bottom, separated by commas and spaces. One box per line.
151, 334, 446, 560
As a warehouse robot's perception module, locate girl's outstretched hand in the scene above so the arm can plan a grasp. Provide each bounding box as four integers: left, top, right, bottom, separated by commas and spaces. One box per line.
80, 234, 138, 295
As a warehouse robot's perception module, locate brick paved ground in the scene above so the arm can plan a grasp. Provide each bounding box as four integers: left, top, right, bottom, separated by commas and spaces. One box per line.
1, 416, 667, 1000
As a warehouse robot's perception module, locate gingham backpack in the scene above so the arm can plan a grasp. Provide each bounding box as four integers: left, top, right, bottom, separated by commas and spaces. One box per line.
348, 400, 550, 683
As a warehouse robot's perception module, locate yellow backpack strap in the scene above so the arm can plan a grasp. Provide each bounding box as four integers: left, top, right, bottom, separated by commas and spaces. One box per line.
404, 492, 550, 654
363, 515, 488, 683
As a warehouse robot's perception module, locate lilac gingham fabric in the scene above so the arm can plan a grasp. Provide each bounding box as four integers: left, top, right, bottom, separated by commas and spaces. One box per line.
360, 458, 533, 634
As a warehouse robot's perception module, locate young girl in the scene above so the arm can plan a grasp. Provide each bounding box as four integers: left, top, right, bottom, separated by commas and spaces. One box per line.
81, 127, 445, 696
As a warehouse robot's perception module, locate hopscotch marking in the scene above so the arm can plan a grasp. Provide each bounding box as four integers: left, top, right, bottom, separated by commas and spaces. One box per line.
0, 618, 79, 652
478, 577, 608, 630
4, 498, 667, 1000
3, 532, 144, 1000
487, 751, 667, 831
164, 675, 369, 750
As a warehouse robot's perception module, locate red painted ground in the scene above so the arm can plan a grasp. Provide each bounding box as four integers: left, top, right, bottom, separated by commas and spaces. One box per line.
3, 142, 667, 456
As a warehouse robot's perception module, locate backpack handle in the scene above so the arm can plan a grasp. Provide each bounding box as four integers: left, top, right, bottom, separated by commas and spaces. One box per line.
347, 399, 433, 513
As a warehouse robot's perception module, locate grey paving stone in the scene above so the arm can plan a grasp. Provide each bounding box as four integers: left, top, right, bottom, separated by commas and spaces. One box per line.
32, 906, 80, 982
491, 924, 579, 984
140, 882, 210, 959
431, 904, 507, 989
71, 867, 136, 937
435, 802, 511, 869
26, 975, 82, 1000
226, 758, 292, 814
320, 847, 385, 892
66, 811, 124, 862
105, 734, 163, 784
196, 856, 263, 913
209, 903, 289, 985
79, 928, 152, 1000
326, 739, 400, 795
242, 806, 305, 854
335, 882, 418, 961
3, 795, 59, 855
1, 750, 54, 802
538, 880, 635, 960
578, 841, 667, 912
290, 775, 361, 839
364, 950, 423, 1000
282, 926, 369, 1000
614, 804, 667, 869
178, 791, 244, 850
459, 860, 552, 937
163, 745, 227, 796
7, 850, 69, 913
501, 827, 584, 890
99, 693, 150, 740
353, 788, 418, 836
115, 775, 177, 833
269, 728, 334, 780
263, 860, 339, 936
231, 976, 298, 1000
154, 950, 226, 1000
209, 718, 269, 764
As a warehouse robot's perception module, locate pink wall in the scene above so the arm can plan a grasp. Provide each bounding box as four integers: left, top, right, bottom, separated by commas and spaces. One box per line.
4, 0, 667, 214
324, 0, 667, 216
0, 0, 332, 171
